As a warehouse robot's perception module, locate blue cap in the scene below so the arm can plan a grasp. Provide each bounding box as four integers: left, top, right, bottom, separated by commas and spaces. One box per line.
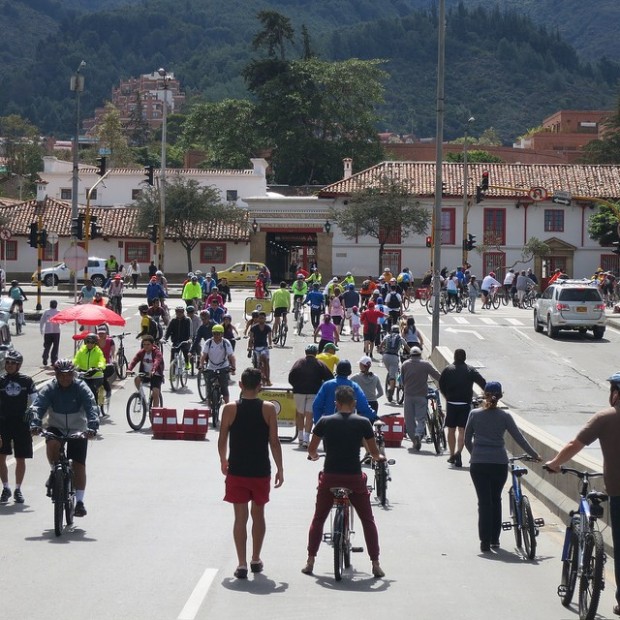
484, 381, 502, 394
608, 372, 620, 385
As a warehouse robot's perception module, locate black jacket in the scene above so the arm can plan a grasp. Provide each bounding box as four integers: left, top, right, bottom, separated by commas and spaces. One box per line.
288, 356, 333, 394
439, 362, 486, 403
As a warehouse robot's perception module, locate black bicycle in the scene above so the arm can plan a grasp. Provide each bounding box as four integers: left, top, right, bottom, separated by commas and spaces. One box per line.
112, 332, 130, 380
426, 386, 446, 454
197, 367, 225, 428
369, 418, 396, 507
126, 372, 163, 431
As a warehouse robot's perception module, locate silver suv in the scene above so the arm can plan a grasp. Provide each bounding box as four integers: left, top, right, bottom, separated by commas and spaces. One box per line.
533, 279, 606, 339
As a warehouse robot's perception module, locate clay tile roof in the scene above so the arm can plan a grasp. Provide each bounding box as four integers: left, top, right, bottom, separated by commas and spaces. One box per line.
318, 161, 620, 201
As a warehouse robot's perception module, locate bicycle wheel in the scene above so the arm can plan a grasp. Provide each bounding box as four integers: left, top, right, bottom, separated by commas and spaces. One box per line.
396, 383, 404, 405
189, 354, 195, 377
98, 386, 107, 417
180, 365, 188, 388
126, 392, 147, 430
169, 359, 180, 391
385, 375, 393, 403
501, 290, 509, 306
279, 324, 288, 347
272, 324, 280, 344
333, 508, 345, 581
53, 467, 64, 536
509, 489, 522, 548
297, 313, 304, 335
426, 295, 434, 315
432, 414, 444, 454
561, 526, 579, 606
578, 530, 604, 620
375, 462, 387, 506
64, 472, 75, 526
15, 315, 22, 336
343, 509, 351, 568
402, 294, 410, 311
116, 352, 128, 380
520, 495, 537, 560
492, 293, 501, 309
197, 371, 208, 402
210, 385, 221, 428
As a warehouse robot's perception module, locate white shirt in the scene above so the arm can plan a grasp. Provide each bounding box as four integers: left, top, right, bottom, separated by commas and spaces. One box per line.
503, 272, 516, 286
481, 275, 501, 291
202, 338, 232, 370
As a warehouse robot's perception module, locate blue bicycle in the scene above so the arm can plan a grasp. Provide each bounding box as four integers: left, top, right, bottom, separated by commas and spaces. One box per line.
502, 455, 544, 559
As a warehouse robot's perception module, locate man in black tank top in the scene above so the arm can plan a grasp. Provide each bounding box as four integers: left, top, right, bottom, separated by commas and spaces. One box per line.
218, 368, 284, 579
302, 386, 386, 578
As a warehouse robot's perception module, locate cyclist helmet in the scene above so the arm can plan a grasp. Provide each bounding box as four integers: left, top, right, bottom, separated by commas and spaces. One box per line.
312, 283, 320, 290
194, 270, 202, 275
187, 272, 194, 278
186, 306, 195, 313
5, 350, 23, 364
11, 279, 18, 285
297, 273, 304, 279
139, 304, 149, 312
84, 334, 98, 344
607, 372, 620, 387
54, 359, 75, 373
175, 305, 185, 312
223, 313, 232, 320
212, 324, 224, 333
391, 325, 400, 333
156, 270, 163, 276
199, 310, 209, 318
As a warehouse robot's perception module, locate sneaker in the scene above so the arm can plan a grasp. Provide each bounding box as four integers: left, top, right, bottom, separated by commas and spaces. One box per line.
74, 501, 87, 517
447, 454, 455, 464
454, 452, 463, 468
480, 542, 491, 552
0, 487, 11, 502
413, 435, 422, 451
13, 488, 24, 504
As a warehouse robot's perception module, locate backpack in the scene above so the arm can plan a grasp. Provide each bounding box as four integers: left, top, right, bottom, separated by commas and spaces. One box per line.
385, 334, 401, 355
386, 292, 401, 309
147, 316, 164, 341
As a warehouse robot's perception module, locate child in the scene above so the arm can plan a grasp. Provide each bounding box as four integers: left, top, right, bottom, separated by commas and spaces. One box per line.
350, 306, 361, 341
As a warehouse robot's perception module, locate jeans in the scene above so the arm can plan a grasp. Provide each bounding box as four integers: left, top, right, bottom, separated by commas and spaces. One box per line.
469, 462, 508, 545
404, 395, 427, 438
42, 333, 60, 364
610, 495, 620, 603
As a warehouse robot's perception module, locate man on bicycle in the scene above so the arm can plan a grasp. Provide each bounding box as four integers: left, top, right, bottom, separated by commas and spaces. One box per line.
248, 312, 273, 386
480, 272, 501, 307
164, 306, 192, 368
291, 274, 308, 312
200, 324, 236, 405
304, 283, 325, 330
128, 336, 164, 408
30, 359, 99, 517
271, 281, 291, 338
303, 385, 385, 578
182, 275, 203, 308
107, 274, 124, 315
73, 334, 107, 405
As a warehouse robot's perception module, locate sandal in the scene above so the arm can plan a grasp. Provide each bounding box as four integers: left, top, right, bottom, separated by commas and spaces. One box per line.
250, 560, 263, 573
234, 567, 248, 579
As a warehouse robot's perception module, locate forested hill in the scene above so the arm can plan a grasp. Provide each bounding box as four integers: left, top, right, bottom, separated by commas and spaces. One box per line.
0, 0, 619, 142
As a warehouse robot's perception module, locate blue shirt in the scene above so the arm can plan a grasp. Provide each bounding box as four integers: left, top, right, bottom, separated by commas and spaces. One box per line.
146, 282, 166, 299
304, 290, 324, 310
312, 376, 377, 424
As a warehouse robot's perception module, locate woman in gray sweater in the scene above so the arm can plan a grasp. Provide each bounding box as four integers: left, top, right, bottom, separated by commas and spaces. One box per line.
464, 382, 540, 552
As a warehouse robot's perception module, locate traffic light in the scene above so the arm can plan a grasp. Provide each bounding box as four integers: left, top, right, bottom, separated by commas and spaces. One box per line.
425, 236, 432, 248
612, 242, 620, 255
467, 233, 477, 251
29, 222, 38, 248
96, 156, 107, 177
38, 229, 48, 248
476, 185, 484, 204
148, 224, 159, 243
144, 164, 154, 186
90, 216, 103, 239
71, 215, 84, 240
481, 171, 489, 191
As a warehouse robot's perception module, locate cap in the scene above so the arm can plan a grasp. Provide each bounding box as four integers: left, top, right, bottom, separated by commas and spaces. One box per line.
305, 344, 318, 355
358, 355, 372, 366
410, 346, 422, 356
187, 306, 195, 313
114, 274, 122, 279
323, 342, 338, 352
607, 372, 620, 385
391, 324, 400, 333
484, 381, 503, 394
156, 270, 163, 276
335, 360, 352, 376
352, 306, 358, 312
212, 324, 224, 333
96, 324, 109, 333
367, 301, 375, 308
84, 334, 98, 344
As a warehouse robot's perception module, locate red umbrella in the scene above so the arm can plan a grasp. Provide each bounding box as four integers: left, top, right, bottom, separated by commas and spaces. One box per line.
50, 304, 126, 327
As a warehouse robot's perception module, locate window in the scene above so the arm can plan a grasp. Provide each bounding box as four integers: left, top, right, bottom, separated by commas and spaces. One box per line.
379, 226, 401, 245
601, 255, 620, 274
483, 251, 505, 278
124, 242, 150, 263
544, 209, 564, 232
381, 250, 401, 274
132, 189, 142, 200
43, 242, 58, 262
226, 190, 238, 202
87, 188, 98, 200
60, 188, 72, 200
440, 208, 455, 245
483, 208, 505, 245
200, 243, 226, 264
0, 240, 16, 261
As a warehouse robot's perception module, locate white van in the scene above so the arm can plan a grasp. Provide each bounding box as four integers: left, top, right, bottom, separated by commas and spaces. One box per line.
32, 257, 108, 287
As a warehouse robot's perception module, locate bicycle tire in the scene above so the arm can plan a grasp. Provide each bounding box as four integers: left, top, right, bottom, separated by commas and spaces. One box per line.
426, 296, 434, 315
509, 489, 523, 548
53, 467, 64, 536
279, 324, 288, 347
197, 371, 208, 402
578, 530, 604, 620
520, 495, 537, 560
432, 413, 444, 454
375, 462, 387, 506
272, 324, 280, 344
169, 360, 180, 391
189, 354, 195, 377
64, 472, 75, 526
333, 508, 345, 581
126, 392, 147, 430
343, 509, 351, 568
385, 375, 393, 403
402, 295, 410, 311
180, 365, 188, 388
297, 313, 304, 335
561, 526, 579, 606
116, 352, 128, 380
16, 317, 22, 336
210, 384, 221, 428
98, 386, 107, 417
501, 291, 509, 306
396, 384, 404, 405
492, 293, 501, 309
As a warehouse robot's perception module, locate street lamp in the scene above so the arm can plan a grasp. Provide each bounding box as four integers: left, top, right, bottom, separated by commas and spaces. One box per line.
70, 60, 86, 233
251, 218, 258, 233
462, 115, 475, 265
157, 67, 171, 271
324, 220, 332, 234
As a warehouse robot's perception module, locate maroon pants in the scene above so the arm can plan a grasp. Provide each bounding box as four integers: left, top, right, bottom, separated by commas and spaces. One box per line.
307, 472, 380, 561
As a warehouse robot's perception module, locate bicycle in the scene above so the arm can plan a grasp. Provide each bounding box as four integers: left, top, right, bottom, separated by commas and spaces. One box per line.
401, 285, 416, 311
425, 386, 446, 454
197, 367, 225, 428
108, 295, 123, 316
293, 296, 304, 322
276, 315, 288, 347
502, 455, 545, 559
39, 430, 88, 537
296, 306, 305, 335
112, 332, 130, 380
248, 346, 270, 385
393, 353, 408, 405
426, 289, 448, 315
10, 303, 23, 336
483, 285, 501, 309
546, 466, 608, 620
167, 340, 190, 391
126, 372, 164, 430
78, 370, 109, 418
367, 418, 396, 507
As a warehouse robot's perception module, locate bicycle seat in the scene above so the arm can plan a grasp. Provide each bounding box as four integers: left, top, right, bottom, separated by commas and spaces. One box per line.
329, 487, 352, 498
512, 466, 528, 477
588, 491, 609, 503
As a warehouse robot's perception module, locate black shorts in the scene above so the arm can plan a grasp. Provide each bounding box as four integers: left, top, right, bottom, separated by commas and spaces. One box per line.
332, 315, 342, 325
445, 403, 471, 429
0, 421, 33, 458
364, 324, 377, 342
142, 375, 163, 390
46, 427, 88, 465
274, 307, 288, 318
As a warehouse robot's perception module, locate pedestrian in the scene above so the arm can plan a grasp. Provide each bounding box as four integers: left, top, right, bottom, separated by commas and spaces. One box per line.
515, 270, 535, 308
464, 382, 540, 552
360, 300, 385, 358
218, 367, 284, 579
40, 299, 61, 366
0, 351, 37, 504
148, 261, 157, 279
350, 306, 361, 341
316, 342, 339, 374
545, 371, 620, 616
467, 275, 480, 313
400, 347, 441, 450
439, 349, 486, 467
351, 355, 383, 414
288, 344, 333, 448
313, 313, 339, 353
304, 283, 325, 330
303, 385, 385, 578
105, 254, 119, 279
78, 279, 96, 304
127, 260, 141, 289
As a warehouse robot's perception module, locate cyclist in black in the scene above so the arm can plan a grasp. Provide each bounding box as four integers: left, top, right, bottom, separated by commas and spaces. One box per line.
164, 306, 192, 368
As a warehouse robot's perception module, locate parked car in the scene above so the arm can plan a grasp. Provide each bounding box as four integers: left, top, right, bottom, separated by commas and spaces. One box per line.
533, 279, 606, 339
32, 257, 108, 287
0, 298, 15, 368
216, 262, 266, 285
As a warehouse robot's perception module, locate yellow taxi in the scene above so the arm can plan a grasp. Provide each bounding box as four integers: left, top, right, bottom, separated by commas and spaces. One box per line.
217, 262, 266, 285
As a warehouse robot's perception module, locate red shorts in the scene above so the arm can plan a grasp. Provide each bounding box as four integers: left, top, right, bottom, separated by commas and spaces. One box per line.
224, 474, 271, 505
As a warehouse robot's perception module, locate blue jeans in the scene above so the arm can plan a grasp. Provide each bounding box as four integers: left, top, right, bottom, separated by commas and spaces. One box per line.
610, 495, 620, 604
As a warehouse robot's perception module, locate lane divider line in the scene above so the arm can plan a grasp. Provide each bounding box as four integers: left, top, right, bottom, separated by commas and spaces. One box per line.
177, 567, 218, 620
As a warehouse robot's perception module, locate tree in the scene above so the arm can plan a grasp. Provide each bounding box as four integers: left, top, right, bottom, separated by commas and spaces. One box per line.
581, 99, 620, 163
474, 236, 550, 274
125, 91, 152, 147
330, 174, 431, 274
252, 10, 295, 60
93, 102, 134, 167
445, 150, 504, 163
133, 177, 246, 272
587, 202, 620, 245
0, 114, 42, 176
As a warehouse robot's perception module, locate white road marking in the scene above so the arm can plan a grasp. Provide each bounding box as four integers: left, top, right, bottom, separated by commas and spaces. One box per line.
511, 327, 533, 341
453, 317, 469, 324
479, 317, 496, 325
177, 567, 219, 620
506, 318, 524, 326
444, 327, 484, 340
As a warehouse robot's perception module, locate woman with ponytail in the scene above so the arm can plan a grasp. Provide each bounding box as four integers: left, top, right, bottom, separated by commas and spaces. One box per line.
464, 382, 540, 552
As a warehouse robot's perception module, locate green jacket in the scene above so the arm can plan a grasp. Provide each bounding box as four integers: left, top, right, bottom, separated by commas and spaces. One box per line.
73, 344, 107, 378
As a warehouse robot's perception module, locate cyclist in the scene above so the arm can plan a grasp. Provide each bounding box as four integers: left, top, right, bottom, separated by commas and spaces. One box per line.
200, 324, 236, 405
187, 306, 201, 340
205, 287, 225, 309
340, 271, 355, 288
0, 351, 37, 504
401, 316, 424, 349
243, 310, 260, 338
137, 304, 164, 343
445, 271, 460, 309
480, 271, 501, 307
182, 275, 203, 308
359, 278, 376, 309
30, 359, 99, 517
397, 267, 412, 287
305, 267, 322, 287
379, 325, 410, 402
73, 334, 107, 405
207, 298, 226, 324
222, 314, 239, 350
96, 325, 116, 401
384, 280, 403, 328
164, 306, 192, 368
323, 276, 339, 305
192, 309, 215, 357
360, 300, 386, 358
341, 284, 360, 334
7, 280, 27, 326
146, 276, 167, 305
248, 312, 273, 386
515, 270, 535, 309
147, 297, 169, 326
218, 277, 232, 303
291, 275, 308, 314
303, 385, 385, 578
271, 281, 291, 339
107, 273, 124, 315
128, 336, 164, 408
503, 268, 516, 304
304, 283, 325, 330
155, 270, 169, 296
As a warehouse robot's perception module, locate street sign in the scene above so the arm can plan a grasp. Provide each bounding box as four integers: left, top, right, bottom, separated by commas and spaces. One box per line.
528, 187, 548, 202
98, 148, 112, 155
0, 228, 11, 240
552, 190, 572, 206
47, 232, 59, 245
63, 245, 88, 271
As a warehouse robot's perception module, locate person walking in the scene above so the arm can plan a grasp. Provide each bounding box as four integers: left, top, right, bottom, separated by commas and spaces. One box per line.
464, 382, 540, 552
439, 349, 486, 468
40, 299, 61, 367
467, 275, 480, 313
351, 356, 383, 414
303, 386, 386, 578
127, 260, 141, 289
313, 313, 339, 353
218, 367, 284, 579
546, 372, 620, 616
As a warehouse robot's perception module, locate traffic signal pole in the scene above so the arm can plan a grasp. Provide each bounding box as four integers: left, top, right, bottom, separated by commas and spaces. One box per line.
83, 168, 110, 281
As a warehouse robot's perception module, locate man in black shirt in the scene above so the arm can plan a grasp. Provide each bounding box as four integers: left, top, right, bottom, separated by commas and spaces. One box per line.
303, 386, 385, 578
164, 306, 191, 366
218, 368, 284, 579
248, 312, 273, 385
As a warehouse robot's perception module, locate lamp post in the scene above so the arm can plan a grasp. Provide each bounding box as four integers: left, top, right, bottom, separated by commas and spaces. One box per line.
462, 116, 475, 266
157, 68, 170, 272
70, 61, 86, 233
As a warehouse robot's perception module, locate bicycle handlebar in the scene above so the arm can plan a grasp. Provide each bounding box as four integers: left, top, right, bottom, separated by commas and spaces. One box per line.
37, 429, 91, 440
560, 467, 604, 479
509, 454, 536, 463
